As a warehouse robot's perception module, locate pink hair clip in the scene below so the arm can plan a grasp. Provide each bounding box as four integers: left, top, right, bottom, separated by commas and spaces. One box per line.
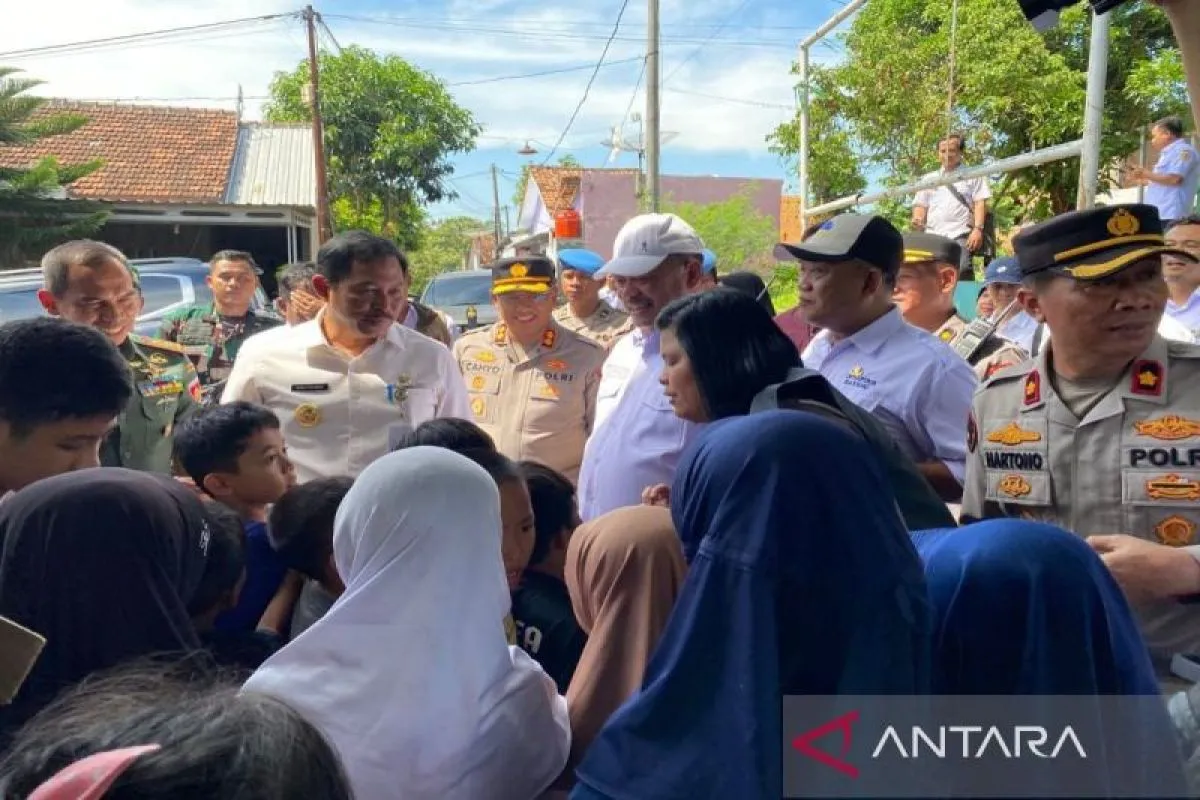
29, 745, 160, 800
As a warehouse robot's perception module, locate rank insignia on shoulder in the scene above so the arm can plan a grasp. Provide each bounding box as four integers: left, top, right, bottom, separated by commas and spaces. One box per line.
1131, 359, 1164, 397
1023, 371, 1041, 406
493, 324, 509, 346
983, 360, 1014, 380
187, 378, 202, 403
541, 329, 557, 349
1134, 415, 1200, 441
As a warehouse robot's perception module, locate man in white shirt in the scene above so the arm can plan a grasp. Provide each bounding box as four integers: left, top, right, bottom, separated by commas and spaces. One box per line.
911, 133, 992, 278
779, 213, 978, 502
222, 231, 470, 482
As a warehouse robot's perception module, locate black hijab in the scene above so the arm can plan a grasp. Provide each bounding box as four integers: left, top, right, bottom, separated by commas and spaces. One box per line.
718, 271, 776, 317
0, 468, 210, 734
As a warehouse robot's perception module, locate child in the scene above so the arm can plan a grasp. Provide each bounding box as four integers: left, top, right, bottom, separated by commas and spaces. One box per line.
173, 402, 297, 634
268, 477, 354, 639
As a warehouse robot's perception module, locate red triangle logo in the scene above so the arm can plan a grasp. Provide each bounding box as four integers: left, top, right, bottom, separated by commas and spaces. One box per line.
791, 709, 860, 778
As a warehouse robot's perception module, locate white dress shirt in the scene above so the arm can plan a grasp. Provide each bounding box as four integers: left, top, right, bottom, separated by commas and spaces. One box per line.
803, 307, 977, 483
577, 327, 700, 520
222, 312, 471, 482
913, 170, 992, 240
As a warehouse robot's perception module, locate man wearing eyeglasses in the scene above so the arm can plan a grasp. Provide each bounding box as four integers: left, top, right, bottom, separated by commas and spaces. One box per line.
157, 250, 282, 405
454, 256, 605, 483
1165, 216, 1200, 336
37, 239, 200, 474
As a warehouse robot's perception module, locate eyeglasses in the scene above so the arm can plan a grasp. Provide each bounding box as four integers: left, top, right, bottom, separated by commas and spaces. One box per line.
1166, 240, 1200, 251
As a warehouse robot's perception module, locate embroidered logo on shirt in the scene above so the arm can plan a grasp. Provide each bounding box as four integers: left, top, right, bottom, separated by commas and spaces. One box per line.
1155, 515, 1197, 546
470, 375, 486, 391
545, 359, 568, 371
474, 349, 497, 363
844, 364, 876, 390
1023, 371, 1041, 406
386, 375, 414, 405
986, 422, 1042, 447
998, 475, 1032, 498
471, 397, 486, 418
1107, 208, 1140, 237
294, 403, 322, 428
1133, 415, 1200, 441
1145, 474, 1200, 501
1131, 359, 1164, 396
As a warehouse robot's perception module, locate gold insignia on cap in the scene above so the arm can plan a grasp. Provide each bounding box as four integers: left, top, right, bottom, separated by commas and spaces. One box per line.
294, 403, 322, 428
1107, 208, 1140, 237
998, 475, 1032, 499
1155, 515, 1197, 547
1146, 474, 1200, 501
986, 422, 1042, 447
510, 263, 528, 278
1134, 415, 1200, 441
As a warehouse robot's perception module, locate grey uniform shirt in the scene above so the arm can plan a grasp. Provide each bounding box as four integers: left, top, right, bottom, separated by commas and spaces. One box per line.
961, 335, 1200, 668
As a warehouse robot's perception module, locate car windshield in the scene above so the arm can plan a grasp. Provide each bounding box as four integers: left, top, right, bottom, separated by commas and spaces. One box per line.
422, 274, 492, 306
0, 288, 45, 324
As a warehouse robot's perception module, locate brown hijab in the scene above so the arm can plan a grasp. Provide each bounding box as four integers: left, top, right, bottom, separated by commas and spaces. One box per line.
563, 505, 686, 763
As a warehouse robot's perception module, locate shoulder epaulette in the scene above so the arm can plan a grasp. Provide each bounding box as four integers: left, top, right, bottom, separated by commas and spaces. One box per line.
1166, 340, 1200, 360
979, 361, 1029, 388
130, 334, 186, 353
560, 325, 604, 352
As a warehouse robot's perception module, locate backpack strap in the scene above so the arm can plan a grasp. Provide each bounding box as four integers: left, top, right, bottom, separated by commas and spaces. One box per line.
749, 367, 828, 414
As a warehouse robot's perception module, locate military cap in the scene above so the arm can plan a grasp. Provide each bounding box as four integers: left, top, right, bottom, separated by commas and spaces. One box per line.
1013, 203, 1197, 281
557, 249, 605, 277
902, 232, 963, 267
490, 256, 555, 295
983, 256, 1021, 286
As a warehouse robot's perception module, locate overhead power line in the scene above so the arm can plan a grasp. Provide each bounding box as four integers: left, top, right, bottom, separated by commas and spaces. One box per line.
663, 0, 755, 86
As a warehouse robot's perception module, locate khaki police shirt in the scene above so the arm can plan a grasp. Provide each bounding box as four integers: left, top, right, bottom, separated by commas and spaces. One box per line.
102, 334, 201, 474
961, 335, 1200, 665
553, 301, 632, 349
940, 312, 1030, 382
454, 321, 604, 483
934, 313, 968, 346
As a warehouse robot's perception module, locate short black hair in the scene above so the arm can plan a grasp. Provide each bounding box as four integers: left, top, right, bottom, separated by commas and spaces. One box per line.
519, 461, 576, 566
719, 271, 776, 317
173, 402, 281, 489
188, 501, 246, 617
655, 288, 800, 420
459, 448, 522, 485
268, 477, 354, 580
0, 318, 132, 437
1153, 116, 1184, 138
317, 230, 408, 285
1167, 215, 1200, 231
940, 132, 966, 150
209, 249, 258, 272
391, 418, 496, 453
277, 261, 319, 301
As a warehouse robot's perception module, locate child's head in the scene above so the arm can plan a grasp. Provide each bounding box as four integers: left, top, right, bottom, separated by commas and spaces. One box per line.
0, 318, 132, 493
460, 449, 534, 590
519, 461, 580, 580
268, 477, 354, 595
188, 501, 248, 630
173, 402, 296, 507
391, 417, 496, 452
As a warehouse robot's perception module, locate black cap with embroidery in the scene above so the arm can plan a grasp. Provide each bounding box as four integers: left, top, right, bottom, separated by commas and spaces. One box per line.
902, 232, 963, 267
774, 213, 903, 277
489, 256, 555, 296
1014, 204, 1197, 281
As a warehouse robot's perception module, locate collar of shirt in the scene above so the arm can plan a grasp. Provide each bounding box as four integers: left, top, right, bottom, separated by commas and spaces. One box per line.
293, 310, 407, 357
629, 327, 661, 357
1167, 289, 1200, 315
402, 304, 419, 329
825, 306, 905, 358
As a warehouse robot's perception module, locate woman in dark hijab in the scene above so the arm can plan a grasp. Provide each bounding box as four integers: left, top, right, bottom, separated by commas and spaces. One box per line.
717, 270, 775, 317
572, 411, 931, 799
0, 468, 210, 737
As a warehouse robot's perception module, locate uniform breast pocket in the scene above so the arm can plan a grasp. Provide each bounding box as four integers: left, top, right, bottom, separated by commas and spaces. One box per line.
139, 393, 178, 436
527, 378, 572, 432
1122, 469, 1200, 547
403, 388, 438, 422
983, 469, 1054, 509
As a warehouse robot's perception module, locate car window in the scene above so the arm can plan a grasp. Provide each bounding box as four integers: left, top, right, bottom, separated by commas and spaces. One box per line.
138, 275, 185, 315
422, 274, 492, 306
0, 288, 46, 323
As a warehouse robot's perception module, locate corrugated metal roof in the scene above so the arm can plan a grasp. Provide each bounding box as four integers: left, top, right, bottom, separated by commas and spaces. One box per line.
225, 123, 315, 208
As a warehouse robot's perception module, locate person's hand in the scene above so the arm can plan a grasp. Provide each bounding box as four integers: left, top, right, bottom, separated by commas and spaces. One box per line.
290, 289, 324, 319
966, 228, 984, 253
1088, 534, 1200, 601
641, 484, 670, 507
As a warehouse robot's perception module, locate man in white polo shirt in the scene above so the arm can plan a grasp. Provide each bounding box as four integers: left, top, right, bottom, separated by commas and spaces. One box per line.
911, 133, 992, 278
222, 231, 470, 482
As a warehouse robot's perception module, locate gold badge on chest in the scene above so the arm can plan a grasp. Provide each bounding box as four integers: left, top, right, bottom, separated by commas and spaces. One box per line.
294, 403, 322, 428
1155, 515, 1197, 547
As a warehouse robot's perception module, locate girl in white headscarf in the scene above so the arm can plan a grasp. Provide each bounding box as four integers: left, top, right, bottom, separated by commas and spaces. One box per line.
242, 447, 570, 800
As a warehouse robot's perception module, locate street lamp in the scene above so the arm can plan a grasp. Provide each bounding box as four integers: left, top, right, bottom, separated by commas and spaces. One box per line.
517, 141, 537, 156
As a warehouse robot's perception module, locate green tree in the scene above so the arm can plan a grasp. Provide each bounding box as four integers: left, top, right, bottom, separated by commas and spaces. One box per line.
407, 215, 490, 293
769, 0, 1187, 219
511, 153, 580, 213
265, 46, 480, 249
0, 68, 106, 266
662, 187, 778, 273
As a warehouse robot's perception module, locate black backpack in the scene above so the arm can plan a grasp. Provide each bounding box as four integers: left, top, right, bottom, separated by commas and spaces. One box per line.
750, 368, 957, 531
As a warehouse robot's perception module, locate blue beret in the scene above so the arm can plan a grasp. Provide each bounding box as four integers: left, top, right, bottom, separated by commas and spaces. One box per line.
557, 249, 606, 276
701, 249, 717, 274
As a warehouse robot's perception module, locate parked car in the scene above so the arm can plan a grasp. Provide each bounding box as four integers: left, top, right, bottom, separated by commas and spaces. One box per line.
0, 257, 275, 336
419, 269, 497, 332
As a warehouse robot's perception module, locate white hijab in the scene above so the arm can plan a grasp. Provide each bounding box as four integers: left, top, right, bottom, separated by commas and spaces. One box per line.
243, 447, 570, 800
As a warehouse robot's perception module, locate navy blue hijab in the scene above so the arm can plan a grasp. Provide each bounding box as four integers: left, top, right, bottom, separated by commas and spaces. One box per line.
913, 521, 1187, 795
572, 411, 932, 800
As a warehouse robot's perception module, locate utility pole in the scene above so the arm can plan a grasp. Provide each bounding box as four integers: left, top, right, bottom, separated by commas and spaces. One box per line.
1077, 7, 1111, 210
490, 163, 503, 250
946, 0, 959, 131
304, 5, 332, 244
645, 0, 661, 212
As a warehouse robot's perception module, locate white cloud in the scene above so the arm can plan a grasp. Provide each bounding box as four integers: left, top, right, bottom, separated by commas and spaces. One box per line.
0, 0, 820, 156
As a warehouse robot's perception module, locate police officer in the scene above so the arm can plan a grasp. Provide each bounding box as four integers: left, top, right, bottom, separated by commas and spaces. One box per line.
896, 231, 969, 344
456, 256, 605, 482
37, 240, 200, 474
960, 203, 1200, 682
553, 249, 631, 348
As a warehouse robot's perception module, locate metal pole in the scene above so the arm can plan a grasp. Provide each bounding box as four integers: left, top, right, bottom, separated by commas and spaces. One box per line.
798, 45, 810, 227
801, 0, 869, 48
646, 0, 661, 212
490, 163, 503, 250
946, 0, 959, 130
1076, 7, 1111, 210
304, 5, 332, 244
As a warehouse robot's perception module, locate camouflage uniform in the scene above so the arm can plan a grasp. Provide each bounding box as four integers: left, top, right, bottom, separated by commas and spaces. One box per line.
157, 304, 281, 405
101, 334, 202, 473
412, 300, 454, 347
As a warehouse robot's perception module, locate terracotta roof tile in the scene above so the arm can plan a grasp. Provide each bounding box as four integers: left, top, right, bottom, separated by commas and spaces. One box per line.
0, 101, 239, 203
529, 166, 583, 215
780, 195, 802, 243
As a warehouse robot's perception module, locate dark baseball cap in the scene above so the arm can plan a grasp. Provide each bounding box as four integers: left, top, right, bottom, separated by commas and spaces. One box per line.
775, 213, 903, 276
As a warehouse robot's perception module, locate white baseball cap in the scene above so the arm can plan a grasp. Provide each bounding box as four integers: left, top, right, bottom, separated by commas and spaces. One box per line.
597, 213, 705, 278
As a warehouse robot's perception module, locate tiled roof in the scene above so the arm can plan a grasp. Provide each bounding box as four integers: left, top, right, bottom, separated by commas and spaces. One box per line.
0, 101, 239, 203
780, 195, 802, 243
529, 166, 584, 214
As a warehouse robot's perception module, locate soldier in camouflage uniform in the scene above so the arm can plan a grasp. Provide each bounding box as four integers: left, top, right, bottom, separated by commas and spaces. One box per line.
37, 240, 201, 474
552, 248, 631, 348
157, 249, 281, 405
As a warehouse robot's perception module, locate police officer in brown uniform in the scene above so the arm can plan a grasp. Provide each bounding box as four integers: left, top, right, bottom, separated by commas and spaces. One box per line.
961, 204, 1200, 684
552, 249, 631, 348
455, 256, 605, 483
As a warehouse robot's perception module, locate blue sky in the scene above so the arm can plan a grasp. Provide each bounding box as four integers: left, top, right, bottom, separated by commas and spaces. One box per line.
2, 0, 855, 225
